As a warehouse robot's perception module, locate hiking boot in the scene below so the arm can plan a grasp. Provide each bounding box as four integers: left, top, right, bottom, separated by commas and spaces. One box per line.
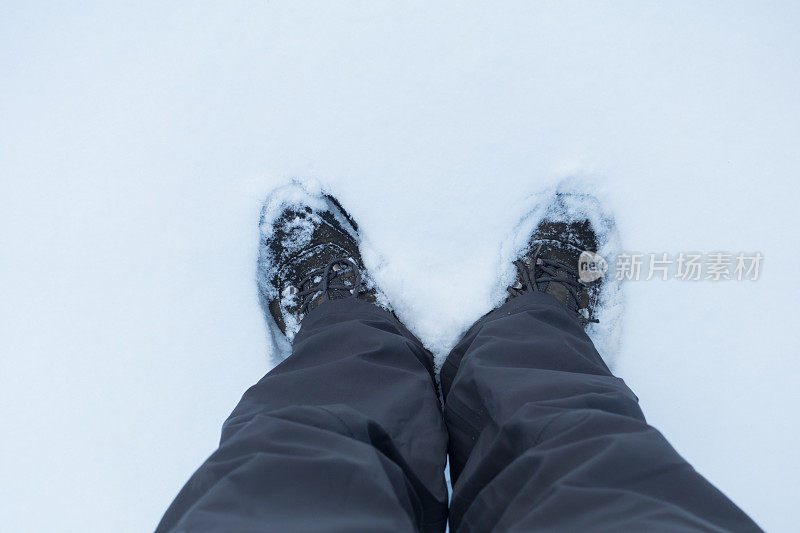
257, 183, 378, 341
507, 192, 603, 326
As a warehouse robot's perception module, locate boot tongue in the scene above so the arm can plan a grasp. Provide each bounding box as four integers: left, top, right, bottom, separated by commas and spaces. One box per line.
297, 256, 360, 311
525, 240, 582, 312
543, 277, 573, 309
284, 243, 352, 284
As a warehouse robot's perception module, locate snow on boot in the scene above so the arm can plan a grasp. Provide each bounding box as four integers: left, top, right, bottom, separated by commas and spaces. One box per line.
257, 182, 380, 350
508, 192, 607, 326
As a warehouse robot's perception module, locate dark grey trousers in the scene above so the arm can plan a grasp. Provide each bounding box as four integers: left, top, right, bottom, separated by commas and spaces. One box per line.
157, 292, 762, 532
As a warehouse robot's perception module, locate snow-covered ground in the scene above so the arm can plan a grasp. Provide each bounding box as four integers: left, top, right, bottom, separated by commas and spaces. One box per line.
2, 2, 798, 531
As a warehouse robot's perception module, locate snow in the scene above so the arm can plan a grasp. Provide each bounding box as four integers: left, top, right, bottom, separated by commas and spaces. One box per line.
2, 2, 799, 532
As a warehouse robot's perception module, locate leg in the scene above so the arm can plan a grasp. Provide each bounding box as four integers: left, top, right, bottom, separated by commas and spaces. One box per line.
157, 299, 448, 533
441, 291, 762, 532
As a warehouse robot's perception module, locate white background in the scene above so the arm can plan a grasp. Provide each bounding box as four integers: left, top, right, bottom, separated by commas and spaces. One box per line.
2, 2, 798, 531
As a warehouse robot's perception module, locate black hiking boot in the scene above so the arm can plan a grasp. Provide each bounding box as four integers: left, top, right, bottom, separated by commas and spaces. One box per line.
507, 193, 603, 326
257, 183, 379, 342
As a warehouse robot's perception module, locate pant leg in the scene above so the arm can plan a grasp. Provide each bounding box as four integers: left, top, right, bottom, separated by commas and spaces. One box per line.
157, 298, 448, 533
441, 291, 762, 533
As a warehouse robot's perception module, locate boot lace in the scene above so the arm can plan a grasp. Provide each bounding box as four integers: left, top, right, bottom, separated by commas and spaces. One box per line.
508, 243, 598, 323
296, 257, 366, 314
